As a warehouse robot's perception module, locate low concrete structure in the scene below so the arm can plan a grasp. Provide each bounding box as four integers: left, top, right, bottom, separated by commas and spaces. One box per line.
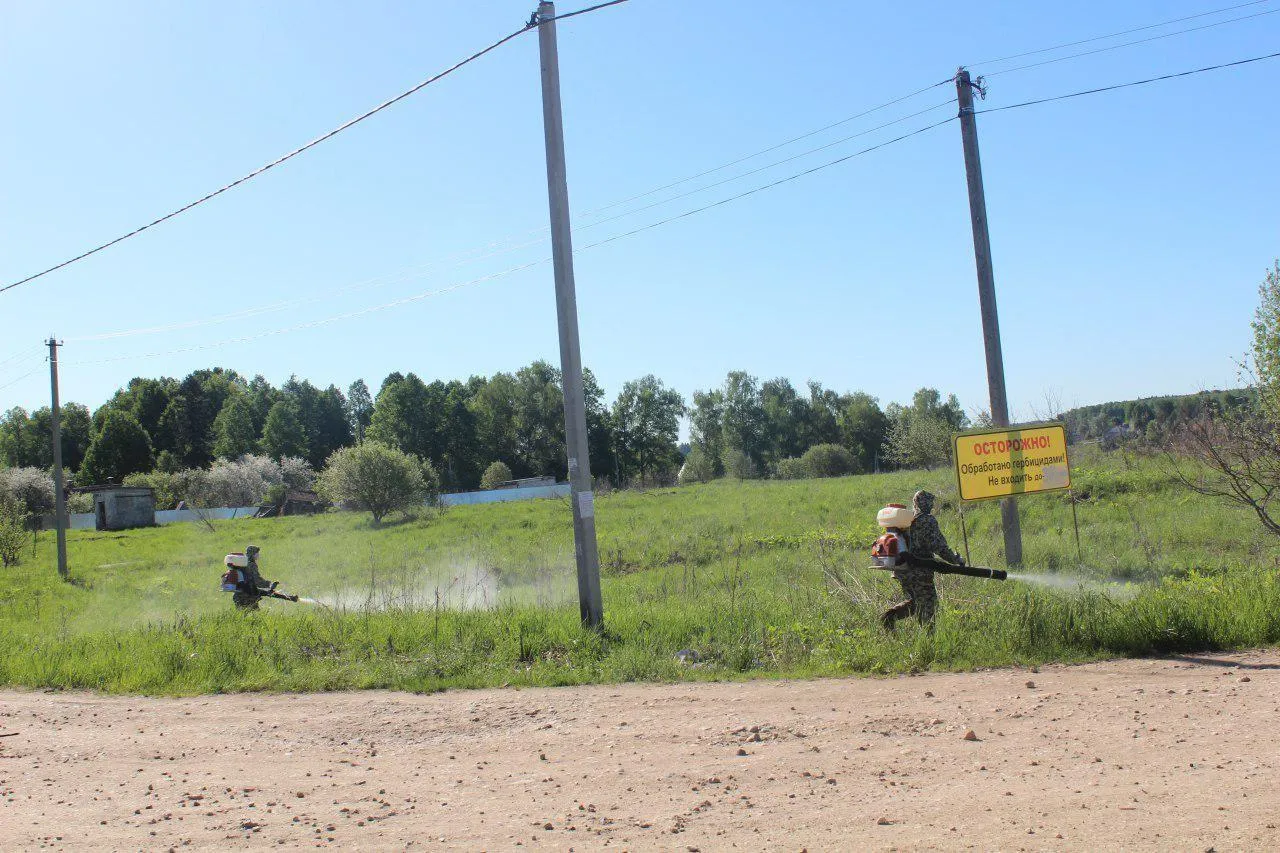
86, 486, 156, 531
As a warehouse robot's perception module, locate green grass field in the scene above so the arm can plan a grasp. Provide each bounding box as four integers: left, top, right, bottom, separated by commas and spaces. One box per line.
2, 447, 1278, 694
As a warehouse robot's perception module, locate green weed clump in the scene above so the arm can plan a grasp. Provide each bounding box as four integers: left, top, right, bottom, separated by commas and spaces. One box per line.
0, 450, 1277, 695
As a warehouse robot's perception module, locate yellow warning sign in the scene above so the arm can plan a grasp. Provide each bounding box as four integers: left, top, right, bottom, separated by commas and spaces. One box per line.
954, 424, 1070, 502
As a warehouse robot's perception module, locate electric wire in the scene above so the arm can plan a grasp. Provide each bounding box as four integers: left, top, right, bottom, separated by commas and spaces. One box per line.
577, 117, 957, 253
975, 49, 1280, 114
576, 99, 954, 231
55, 48, 1278, 364
583, 78, 955, 216
0, 0, 632, 297
67, 89, 957, 343
545, 0, 631, 23
0, 343, 43, 371
64, 115, 955, 366
0, 368, 42, 393
981, 8, 1279, 76
970, 0, 1274, 66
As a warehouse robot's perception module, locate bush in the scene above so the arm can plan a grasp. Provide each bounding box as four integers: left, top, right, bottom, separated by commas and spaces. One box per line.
678, 446, 717, 484
885, 414, 954, 470
279, 456, 316, 493
317, 442, 439, 524
123, 471, 181, 509
67, 492, 94, 514
0, 498, 28, 568
480, 461, 513, 490
160, 455, 318, 508
801, 443, 859, 478
773, 457, 808, 480
0, 467, 55, 516
721, 448, 757, 480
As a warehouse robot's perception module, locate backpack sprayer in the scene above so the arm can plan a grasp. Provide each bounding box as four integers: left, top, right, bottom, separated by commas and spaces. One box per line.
221, 552, 301, 602
870, 503, 1007, 581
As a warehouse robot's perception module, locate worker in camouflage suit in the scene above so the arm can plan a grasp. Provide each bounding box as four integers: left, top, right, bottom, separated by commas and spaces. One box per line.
232, 545, 275, 611
881, 490, 964, 630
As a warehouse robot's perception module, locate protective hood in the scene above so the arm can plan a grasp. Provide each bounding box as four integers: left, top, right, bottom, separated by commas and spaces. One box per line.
912, 490, 935, 516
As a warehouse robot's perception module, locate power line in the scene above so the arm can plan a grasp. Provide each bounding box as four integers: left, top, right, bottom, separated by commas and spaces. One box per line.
583, 78, 954, 216
545, 0, 631, 23
0, 368, 42, 393
0, 1, 632, 297
0, 343, 43, 371
971, 0, 1275, 66
66, 115, 954, 365
982, 8, 1279, 77
577, 99, 954, 231
65, 88, 957, 343
578, 116, 958, 253
976, 50, 1280, 114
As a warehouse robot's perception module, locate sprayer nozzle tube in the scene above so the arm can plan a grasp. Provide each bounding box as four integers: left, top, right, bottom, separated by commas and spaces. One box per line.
905, 555, 1008, 581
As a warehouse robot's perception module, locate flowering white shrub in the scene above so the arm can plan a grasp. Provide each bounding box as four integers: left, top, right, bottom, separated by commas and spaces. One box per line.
0, 467, 55, 516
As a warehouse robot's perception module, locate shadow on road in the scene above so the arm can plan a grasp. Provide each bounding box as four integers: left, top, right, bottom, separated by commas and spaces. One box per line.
1166, 654, 1280, 671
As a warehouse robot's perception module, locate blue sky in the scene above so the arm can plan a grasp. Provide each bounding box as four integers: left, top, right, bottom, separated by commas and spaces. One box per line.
1, 0, 1277, 426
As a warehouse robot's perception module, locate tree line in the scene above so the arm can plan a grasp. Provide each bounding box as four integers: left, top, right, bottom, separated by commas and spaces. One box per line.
1059, 389, 1250, 445
1, 362, 977, 494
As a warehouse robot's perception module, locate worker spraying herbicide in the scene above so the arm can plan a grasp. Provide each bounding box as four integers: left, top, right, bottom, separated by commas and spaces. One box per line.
221, 545, 299, 610
873, 490, 1006, 630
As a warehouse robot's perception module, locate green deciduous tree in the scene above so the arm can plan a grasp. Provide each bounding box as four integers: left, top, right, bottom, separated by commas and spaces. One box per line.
480, 460, 513, 489
261, 400, 309, 461
347, 379, 373, 441
612, 375, 685, 486
690, 389, 725, 479
0, 408, 43, 468
512, 361, 566, 479
838, 392, 889, 472
721, 371, 767, 471
212, 394, 259, 459
317, 442, 438, 524
885, 410, 955, 470
80, 410, 154, 483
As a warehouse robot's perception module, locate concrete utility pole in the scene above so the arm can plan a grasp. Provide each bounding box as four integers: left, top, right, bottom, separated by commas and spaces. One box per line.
47, 337, 69, 580
535, 0, 604, 628
955, 68, 1023, 568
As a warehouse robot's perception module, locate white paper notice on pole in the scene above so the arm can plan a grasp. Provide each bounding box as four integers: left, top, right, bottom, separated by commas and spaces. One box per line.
577, 491, 595, 519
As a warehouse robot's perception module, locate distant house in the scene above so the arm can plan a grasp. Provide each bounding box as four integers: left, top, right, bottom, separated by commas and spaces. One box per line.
76, 485, 156, 531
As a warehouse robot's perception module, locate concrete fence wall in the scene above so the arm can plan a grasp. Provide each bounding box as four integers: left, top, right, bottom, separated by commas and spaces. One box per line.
439, 483, 570, 506
43, 483, 570, 531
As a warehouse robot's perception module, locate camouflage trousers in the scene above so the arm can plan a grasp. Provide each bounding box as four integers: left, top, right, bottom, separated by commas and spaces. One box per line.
881, 568, 937, 629
232, 592, 261, 611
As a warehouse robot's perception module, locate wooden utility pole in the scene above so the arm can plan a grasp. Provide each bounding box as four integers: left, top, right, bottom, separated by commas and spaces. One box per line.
47, 337, 69, 580
955, 68, 1023, 567
535, 0, 604, 628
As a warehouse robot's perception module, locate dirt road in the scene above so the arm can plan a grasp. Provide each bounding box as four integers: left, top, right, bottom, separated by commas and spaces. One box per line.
2, 651, 1277, 851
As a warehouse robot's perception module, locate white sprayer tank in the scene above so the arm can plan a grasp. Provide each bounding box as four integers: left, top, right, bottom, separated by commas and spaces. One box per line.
876, 503, 915, 529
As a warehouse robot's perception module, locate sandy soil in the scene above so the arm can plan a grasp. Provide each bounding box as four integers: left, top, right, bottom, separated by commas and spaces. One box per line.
2, 651, 1278, 851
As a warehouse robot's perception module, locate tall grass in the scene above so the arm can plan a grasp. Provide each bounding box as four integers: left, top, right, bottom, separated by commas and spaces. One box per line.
1, 448, 1277, 694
